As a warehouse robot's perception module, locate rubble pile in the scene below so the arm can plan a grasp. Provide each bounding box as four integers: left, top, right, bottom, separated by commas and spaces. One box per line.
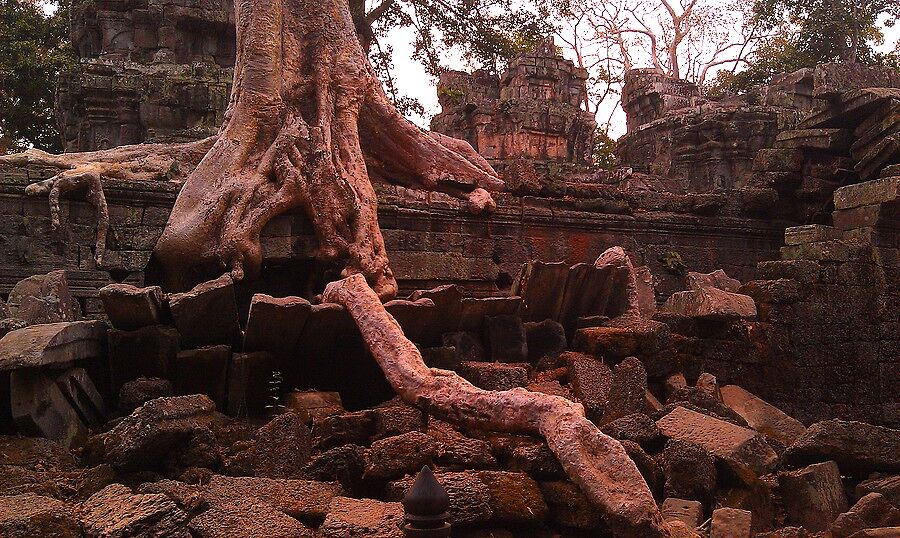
0, 241, 898, 537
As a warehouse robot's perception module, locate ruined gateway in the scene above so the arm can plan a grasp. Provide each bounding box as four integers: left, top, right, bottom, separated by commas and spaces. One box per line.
0, 0, 898, 535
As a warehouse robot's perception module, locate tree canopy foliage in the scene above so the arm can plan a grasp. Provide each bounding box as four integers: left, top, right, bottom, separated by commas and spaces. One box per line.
0, 0, 73, 153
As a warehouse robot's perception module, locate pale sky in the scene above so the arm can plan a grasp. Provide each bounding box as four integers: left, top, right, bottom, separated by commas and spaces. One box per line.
389, 17, 900, 138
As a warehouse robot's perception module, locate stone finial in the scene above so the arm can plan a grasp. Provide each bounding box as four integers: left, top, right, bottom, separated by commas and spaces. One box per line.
402, 466, 451, 537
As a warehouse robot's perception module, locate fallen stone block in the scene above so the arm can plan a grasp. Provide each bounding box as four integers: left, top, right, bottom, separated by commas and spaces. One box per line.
427, 419, 497, 471
484, 314, 528, 362
846, 528, 900, 537
785, 420, 900, 474
710, 507, 752, 538
82, 483, 190, 537
86, 394, 218, 471
372, 401, 425, 440
304, 445, 366, 494
457, 361, 529, 391
0, 317, 28, 339
661, 439, 717, 507
205, 474, 341, 522
721, 385, 806, 447
857, 475, 900, 507
385, 297, 435, 343
118, 377, 173, 413
189, 497, 315, 538
539, 480, 604, 530
0, 493, 81, 537
11, 368, 90, 448
99, 283, 164, 330
778, 460, 848, 531
834, 177, 899, 210
364, 431, 437, 480
661, 286, 757, 320
320, 497, 403, 538
311, 411, 376, 451
661, 497, 703, 529
687, 269, 742, 292
386, 471, 493, 525
573, 317, 670, 359
242, 294, 310, 355
6, 270, 81, 325
513, 261, 569, 322
565, 351, 612, 422
54, 366, 105, 425
236, 412, 313, 479
168, 274, 241, 348
458, 296, 521, 331
0, 320, 106, 370
524, 319, 567, 366
107, 325, 180, 394
283, 391, 345, 424
174, 345, 230, 410
602, 413, 661, 446
442, 331, 486, 362
657, 406, 778, 483
602, 356, 649, 423
830, 493, 900, 538
227, 351, 276, 417
407, 284, 464, 345
784, 224, 844, 246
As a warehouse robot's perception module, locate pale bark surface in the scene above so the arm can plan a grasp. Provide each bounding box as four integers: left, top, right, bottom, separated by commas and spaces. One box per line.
324, 273, 670, 537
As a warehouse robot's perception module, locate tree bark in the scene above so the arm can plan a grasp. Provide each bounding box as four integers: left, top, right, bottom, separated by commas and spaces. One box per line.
324, 273, 670, 537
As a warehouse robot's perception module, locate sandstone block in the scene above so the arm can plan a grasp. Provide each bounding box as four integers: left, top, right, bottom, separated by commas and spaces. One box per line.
118, 377, 173, 413
189, 498, 315, 538
457, 361, 529, 391
168, 274, 241, 348
0, 493, 80, 537
320, 497, 404, 538
525, 319, 567, 366
99, 283, 164, 330
364, 431, 437, 480
830, 493, 900, 538
602, 413, 661, 445
784, 224, 844, 246
710, 507, 752, 538
107, 325, 179, 393
372, 402, 426, 440
540, 480, 604, 529
785, 420, 900, 474
857, 475, 900, 507
602, 356, 649, 423
407, 284, 464, 345
0, 320, 106, 370
573, 317, 670, 359
484, 314, 528, 362
234, 412, 313, 479
304, 445, 366, 493
661, 286, 757, 320
82, 483, 190, 537
243, 294, 310, 355
442, 331, 486, 362
205, 474, 341, 521
10, 368, 91, 448
311, 411, 376, 450
565, 351, 612, 421
721, 385, 806, 447
227, 351, 275, 417
283, 391, 345, 424
384, 298, 435, 343
661, 497, 704, 529
834, 176, 900, 210
779, 460, 848, 531
513, 261, 569, 322
662, 439, 717, 506
458, 296, 521, 331
846, 528, 900, 537
174, 345, 230, 410
657, 406, 778, 483
6, 270, 81, 325
386, 471, 493, 525
686, 269, 742, 292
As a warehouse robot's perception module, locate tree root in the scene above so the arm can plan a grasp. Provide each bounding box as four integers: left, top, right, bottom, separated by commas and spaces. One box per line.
323, 273, 670, 538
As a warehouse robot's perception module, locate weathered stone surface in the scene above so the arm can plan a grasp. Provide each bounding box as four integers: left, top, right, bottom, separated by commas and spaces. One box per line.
539, 480, 604, 529
514, 261, 570, 322
661, 497, 704, 529
10, 368, 92, 448
387, 471, 493, 525
168, 274, 241, 348
364, 431, 436, 480
602, 356, 649, 423
524, 319, 567, 366
457, 297, 521, 331
205, 474, 341, 521
384, 298, 435, 343
227, 351, 275, 417
830, 493, 900, 538
99, 283, 164, 330
657, 406, 778, 482
0, 320, 106, 370
428, 420, 497, 470
834, 176, 899, 210
407, 284, 463, 344
565, 351, 612, 421
721, 385, 806, 447
311, 411, 376, 450
846, 528, 900, 537
242, 294, 311, 354
320, 497, 404, 538
87, 394, 218, 471
283, 391, 345, 424
82, 483, 190, 537
190, 498, 315, 538
0, 493, 80, 537
6, 270, 81, 325
372, 401, 426, 440
108, 325, 180, 393
785, 420, 900, 473
173, 345, 230, 410
442, 331, 487, 363
248, 412, 313, 479
602, 413, 661, 445
0, 317, 28, 339
661, 286, 757, 320
784, 224, 844, 246
118, 377, 174, 413
457, 361, 529, 391
857, 475, 900, 507
710, 507, 752, 538
473, 470, 549, 524
573, 317, 670, 359
778, 460, 848, 531
53, 366, 106, 424
662, 439, 717, 506
304, 444, 366, 493
484, 314, 528, 362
